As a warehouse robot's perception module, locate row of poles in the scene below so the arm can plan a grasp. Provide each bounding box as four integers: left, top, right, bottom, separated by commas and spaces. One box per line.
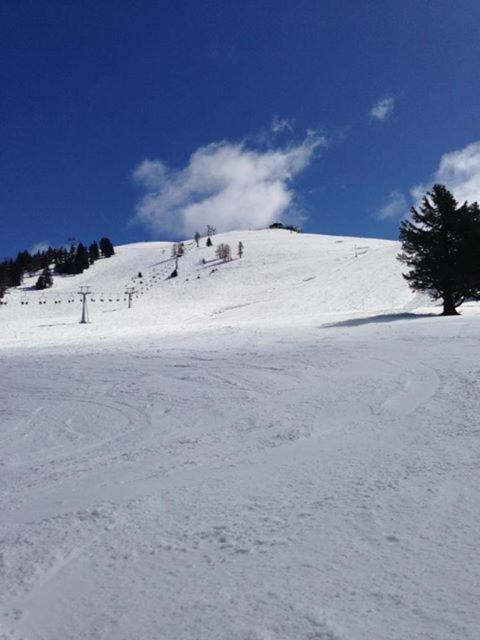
1, 240, 196, 323
0, 285, 138, 323
78, 286, 135, 323
0, 287, 144, 306
76, 244, 195, 324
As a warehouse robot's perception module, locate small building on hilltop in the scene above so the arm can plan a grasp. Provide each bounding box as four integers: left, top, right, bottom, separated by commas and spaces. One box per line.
269, 222, 301, 233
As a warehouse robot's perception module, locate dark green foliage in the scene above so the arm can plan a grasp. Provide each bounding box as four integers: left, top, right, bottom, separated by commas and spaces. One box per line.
206, 236, 212, 247
89, 241, 100, 263
100, 237, 115, 258
0, 235, 115, 296
74, 243, 90, 273
0, 268, 9, 298
398, 184, 480, 315
35, 267, 53, 290
9, 259, 24, 287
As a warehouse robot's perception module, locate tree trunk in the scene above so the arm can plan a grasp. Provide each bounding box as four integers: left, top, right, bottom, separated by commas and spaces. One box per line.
442, 293, 460, 316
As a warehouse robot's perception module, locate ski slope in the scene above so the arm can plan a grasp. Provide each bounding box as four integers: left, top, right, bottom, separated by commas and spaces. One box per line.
0, 230, 479, 640
0, 230, 431, 351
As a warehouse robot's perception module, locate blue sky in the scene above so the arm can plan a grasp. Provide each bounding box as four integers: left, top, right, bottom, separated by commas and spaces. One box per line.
2, 0, 480, 258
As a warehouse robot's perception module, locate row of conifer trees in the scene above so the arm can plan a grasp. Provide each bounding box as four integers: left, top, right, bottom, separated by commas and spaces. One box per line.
0, 237, 115, 296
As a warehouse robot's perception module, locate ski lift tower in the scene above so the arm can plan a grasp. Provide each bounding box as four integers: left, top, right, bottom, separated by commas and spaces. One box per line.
78, 285, 91, 324
125, 286, 136, 309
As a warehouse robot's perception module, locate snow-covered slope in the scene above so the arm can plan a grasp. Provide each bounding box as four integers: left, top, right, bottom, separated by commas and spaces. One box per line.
0, 230, 433, 350
1, 230, 479, 640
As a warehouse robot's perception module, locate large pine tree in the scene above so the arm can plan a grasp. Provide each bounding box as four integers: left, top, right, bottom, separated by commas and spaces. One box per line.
100, 237, 115, 258
74, 243, 90, 272
35, 267, 53, 290
398, 184, 480, 315
89, 241, 100, 263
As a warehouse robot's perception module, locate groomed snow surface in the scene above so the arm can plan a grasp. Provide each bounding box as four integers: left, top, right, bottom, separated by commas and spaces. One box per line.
0, 230, 479, 639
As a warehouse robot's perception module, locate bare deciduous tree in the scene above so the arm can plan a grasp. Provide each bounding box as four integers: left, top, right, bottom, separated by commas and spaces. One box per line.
216, 243, 232, 262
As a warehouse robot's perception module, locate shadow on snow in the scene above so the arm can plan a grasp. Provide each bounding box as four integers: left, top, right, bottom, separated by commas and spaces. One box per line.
321, 312, 437, 329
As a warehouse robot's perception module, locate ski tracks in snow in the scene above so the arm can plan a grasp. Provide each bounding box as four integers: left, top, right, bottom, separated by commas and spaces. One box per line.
1, 322, 479, 639
380, 362, 440, 416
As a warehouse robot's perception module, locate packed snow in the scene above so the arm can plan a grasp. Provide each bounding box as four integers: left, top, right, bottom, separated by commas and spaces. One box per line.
0, 230, 479, 639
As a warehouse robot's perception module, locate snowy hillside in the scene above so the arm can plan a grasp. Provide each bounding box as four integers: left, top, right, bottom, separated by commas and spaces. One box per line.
0, 230, 433, 350
1, 230, 479, 640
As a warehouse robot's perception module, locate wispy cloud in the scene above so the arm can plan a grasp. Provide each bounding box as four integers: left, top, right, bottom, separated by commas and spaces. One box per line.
30, 241, 50, 253
411, 141, 480, 205
132, 130, 326, 238
370, 96, 395, 122
271, 116, 294, 135
375, 189, 408, 220
253, 116, 296, 146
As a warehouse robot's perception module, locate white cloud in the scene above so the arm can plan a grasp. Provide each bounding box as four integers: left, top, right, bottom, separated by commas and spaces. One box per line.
271, 116, 294, 135
132, 131, 325, 238
249, 116, 296, 147
377, 140, 480, 224
370, 96, 395, 122
376, 189, 408, 220
30, 241, 50, 254
412, 141, 480, 205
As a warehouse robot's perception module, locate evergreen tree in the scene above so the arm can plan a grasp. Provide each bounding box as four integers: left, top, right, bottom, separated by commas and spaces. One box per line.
398, 184, 480, 315
44, 267, 53, 287
9, 259, 24, 287
35, 267, 53, 290
89, 241, 100, 263
99, 237, 115, 258
194, 232, 201, 247
0, 268, 9, 298
74, 243, 90, 273
16, 250, 32, 272
206, 236, 213, 247
0, 234, 112, 296
238, 241, 244, 258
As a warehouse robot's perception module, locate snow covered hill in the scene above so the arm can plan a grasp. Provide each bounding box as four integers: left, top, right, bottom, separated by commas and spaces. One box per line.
0, 230, 435, 350
1, 230, 479, 640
